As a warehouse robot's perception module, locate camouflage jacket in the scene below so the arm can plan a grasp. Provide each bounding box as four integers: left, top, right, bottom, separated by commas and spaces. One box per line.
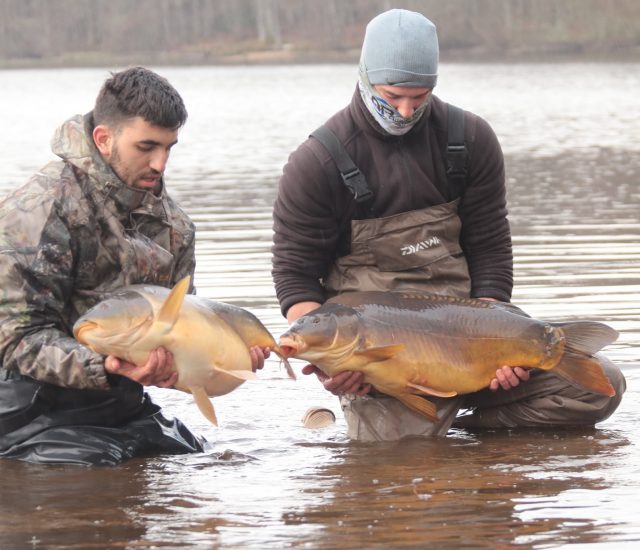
0, 113, 196, 390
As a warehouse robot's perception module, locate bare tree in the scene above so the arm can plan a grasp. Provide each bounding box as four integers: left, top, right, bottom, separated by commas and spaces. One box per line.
255, 0, 282, 47
0, 0, 638, 65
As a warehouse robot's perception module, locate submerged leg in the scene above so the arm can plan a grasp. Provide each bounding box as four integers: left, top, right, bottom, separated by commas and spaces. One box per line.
0, 373, 205, 466
341, 393, 465, 442
0, 404, 206, 467
454, 354, 626, 429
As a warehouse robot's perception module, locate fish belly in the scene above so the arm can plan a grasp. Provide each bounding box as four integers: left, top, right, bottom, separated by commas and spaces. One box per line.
168, 309, 253, 397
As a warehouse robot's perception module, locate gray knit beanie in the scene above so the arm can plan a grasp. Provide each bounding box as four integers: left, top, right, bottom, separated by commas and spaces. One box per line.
360, 9, 439, 88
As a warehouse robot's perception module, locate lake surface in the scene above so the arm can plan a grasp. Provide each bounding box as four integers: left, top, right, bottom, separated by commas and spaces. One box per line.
0, 63, 638, 549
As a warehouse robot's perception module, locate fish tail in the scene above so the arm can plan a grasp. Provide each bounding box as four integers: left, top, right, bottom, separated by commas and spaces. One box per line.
395, 393, 439, 422
555, 321, 618, 355
553, 352, 616, 397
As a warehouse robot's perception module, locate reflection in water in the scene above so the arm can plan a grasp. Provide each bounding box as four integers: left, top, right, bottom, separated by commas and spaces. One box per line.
506, 150, 640, 366
282, 430, 633, 549
0, 64, 639, 548
0, 460, 148, 548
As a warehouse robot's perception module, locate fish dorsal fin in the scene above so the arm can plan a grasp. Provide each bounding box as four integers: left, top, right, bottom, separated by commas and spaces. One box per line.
190, 386, 219, 426
355, 344, 404, 362
554, 321, 619, 356
212, 367, 258, 381
406, 382, 458, 398
155, 276, 191, 334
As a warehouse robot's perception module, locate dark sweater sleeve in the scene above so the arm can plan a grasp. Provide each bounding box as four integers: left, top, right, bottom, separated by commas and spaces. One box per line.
459, 115, 513, 302
272, 142, 341, 316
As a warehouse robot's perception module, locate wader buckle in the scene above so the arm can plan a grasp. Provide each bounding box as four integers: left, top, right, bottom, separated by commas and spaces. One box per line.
310, 125, 374, 207
341, 168, 373, 203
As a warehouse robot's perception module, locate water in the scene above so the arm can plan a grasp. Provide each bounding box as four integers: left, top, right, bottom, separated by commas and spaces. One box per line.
0, 63, 638, 549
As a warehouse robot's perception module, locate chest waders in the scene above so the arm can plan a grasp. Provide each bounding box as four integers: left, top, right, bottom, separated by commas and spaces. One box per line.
0, 368, 205, 465
310, 108, 627, 441
311, 104, 472, 300
309, 104, 472, 441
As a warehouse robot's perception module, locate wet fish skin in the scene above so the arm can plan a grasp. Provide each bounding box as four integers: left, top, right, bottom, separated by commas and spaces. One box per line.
73, 276, 295, 426
278, 291, 618, 422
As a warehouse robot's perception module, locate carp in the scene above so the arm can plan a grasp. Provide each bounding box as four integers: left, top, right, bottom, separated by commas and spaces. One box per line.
73, 276, 295, 426
278, 291, 617, 422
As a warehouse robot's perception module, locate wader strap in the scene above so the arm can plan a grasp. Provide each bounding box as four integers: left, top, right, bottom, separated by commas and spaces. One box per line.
312, 104, 469, 210
445, 104, 468, 201
310, 126, 375, 208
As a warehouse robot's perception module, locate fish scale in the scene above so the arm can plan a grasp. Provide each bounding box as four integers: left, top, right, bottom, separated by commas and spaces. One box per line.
73, 276, 296, 426
278, 291, 617, 422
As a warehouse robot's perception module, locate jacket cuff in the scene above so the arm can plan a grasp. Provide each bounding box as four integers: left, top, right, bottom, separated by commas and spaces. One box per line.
471, 286, 512, 303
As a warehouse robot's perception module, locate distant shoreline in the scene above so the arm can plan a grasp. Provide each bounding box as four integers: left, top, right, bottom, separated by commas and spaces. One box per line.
1, 46, 638, 70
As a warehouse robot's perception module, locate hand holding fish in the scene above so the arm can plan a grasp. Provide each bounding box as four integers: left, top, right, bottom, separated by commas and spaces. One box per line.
477, 297, 532, 391
249, 346, 270, 372
302, 364, 372, 396
105, 347, 178, 388
278, 291, 617, 422
490, 366, 530, 391
74, 276, 296, 426
303, 362, 530, 396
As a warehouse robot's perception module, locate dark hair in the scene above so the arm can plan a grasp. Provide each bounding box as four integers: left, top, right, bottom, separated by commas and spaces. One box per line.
93, 66, 187, 130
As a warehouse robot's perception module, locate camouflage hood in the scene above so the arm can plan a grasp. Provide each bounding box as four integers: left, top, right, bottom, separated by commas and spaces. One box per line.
0, 113, 196, 391
51, 113, 168, 219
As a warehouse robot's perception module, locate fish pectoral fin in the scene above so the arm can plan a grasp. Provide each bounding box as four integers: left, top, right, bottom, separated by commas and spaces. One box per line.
406, 382, 457, 398
394, 393, 439, 422
212, 367, 257, 381
190, 386, 218, 426
155, 275, 191, 334
355, 344, 405, 362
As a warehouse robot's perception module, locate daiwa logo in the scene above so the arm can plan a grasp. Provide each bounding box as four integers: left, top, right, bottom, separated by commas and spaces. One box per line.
401, 236, 441, 256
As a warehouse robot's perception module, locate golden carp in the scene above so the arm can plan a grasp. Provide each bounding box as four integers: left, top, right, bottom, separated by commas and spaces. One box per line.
74, 276, 295, 426
278, 291, 618, 422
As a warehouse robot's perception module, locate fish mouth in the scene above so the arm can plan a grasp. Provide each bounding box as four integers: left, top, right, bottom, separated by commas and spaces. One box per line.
278, 336, 302, 358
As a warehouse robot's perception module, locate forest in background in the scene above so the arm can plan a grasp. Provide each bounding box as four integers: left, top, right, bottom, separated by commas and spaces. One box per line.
1, 0, 639, 68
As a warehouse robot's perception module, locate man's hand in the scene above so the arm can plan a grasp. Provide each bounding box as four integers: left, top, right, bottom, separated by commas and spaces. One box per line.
302, 364, 372, 397
249, 346, 270, 372
287, 301, 322, 324
105, 347, 177, 388
489, 366, 530, 391
475, 298, 531, 392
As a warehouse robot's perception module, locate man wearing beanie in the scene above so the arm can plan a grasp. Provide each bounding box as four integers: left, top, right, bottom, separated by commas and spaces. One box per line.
272, 10, 625, 440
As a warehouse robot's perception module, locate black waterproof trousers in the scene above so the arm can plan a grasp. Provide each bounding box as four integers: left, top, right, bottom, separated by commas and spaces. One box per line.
0, 369, 205, 466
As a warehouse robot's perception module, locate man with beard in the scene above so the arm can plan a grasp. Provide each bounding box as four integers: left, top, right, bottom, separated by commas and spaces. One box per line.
0, 67, 268, 465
